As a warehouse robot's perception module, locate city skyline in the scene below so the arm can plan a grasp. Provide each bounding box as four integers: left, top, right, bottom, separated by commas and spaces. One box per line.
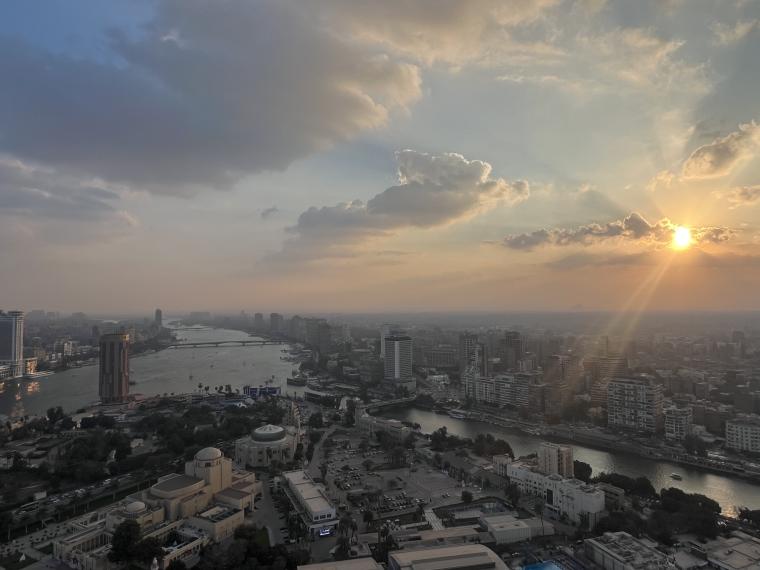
3, 1, 760, 312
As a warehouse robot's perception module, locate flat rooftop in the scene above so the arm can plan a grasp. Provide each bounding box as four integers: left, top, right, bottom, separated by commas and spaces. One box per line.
283, 470, 335, 516
152, 474, 202, 493
389, 544, 506, 570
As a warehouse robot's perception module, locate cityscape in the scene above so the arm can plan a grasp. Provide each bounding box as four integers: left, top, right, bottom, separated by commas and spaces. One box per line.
3, 1, 760, 570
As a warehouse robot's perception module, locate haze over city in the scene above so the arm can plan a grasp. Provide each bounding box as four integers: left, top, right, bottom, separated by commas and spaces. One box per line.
3, 0, 760, 312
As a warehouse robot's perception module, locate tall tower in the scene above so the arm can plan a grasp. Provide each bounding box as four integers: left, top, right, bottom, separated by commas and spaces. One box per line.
384, 335, 413, 381
0, 310, 24, 378
99, 333, 130, 403
154, 308, 163, 327
380, 323, 402, 358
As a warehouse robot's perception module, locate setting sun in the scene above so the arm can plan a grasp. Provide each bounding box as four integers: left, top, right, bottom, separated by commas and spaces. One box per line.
673, 226, 692, 250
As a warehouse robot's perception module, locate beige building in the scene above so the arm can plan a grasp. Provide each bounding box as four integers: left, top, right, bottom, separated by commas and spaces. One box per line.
235, 424, 298, 468
54, 447, 257, 570
283, 470, 338, 537
538, 442, 574, 477
388, 544, 508, 570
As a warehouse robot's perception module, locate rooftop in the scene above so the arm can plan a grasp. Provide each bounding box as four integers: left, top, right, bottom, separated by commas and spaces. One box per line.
389, 544, 507, 570
152, 474, 202, 493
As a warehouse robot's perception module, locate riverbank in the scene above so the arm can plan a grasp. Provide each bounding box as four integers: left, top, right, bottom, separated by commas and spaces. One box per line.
379, 407, 760, 515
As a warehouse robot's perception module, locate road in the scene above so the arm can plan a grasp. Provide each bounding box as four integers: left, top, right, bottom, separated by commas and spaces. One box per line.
246, 473, 283, 546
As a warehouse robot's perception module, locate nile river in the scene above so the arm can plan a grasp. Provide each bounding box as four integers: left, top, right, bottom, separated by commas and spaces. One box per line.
1, 324, 757, 515
0, 324, 296, 419
380, 408, 760, 516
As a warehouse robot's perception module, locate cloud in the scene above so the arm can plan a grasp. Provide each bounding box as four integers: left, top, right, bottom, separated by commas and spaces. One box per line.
275, 150, 529, 261
712, 20, 759, 46
721, 185, 760, 208
503, 212, 733, 250
681, 121, 760, 179
0, 0, 421, 196
321, 0, 561, 66
260, 207, 279, 220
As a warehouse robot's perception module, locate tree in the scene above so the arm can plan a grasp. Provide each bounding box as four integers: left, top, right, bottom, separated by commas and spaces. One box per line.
574, 460, 592, 483
109, 520, 141, 562
505, 482, 521, 506
461, 490, 473, 504
362, 459, 374, 471
167, 560, 188, 570
308, 412, 324, 429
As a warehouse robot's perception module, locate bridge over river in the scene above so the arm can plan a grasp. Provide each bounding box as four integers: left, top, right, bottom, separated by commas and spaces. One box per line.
167, 339, 285, 349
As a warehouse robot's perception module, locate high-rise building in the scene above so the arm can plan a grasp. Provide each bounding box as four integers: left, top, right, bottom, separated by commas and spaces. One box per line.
725, 415, 760, 453
154, 308, 163, 327
99, 333, 130, 403
538, 442, 574, 477
0, 310, 24, 378
607, 377, 663, 433
380, 323, 402, 358
504, 331, 523, 370
269, 313, 284, 334
384, 335, 413, 382
254, 313, 265, 330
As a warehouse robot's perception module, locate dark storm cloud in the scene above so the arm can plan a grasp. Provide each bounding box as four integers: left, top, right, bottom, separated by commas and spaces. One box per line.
260, 207, 280, 220
0, 0, 421, 196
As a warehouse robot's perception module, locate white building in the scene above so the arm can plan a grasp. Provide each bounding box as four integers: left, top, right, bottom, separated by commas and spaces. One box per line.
357, 410, 410, 442
585, 532, 670, 570
607, 377, 663, 433
538, 442, 574, 477
725, 415, 760, 453
282, 470, 338, 537
234, 424, 298, 468
462, 373, 536, 408
0, 310, 24, 378
380, 323, 402, 358
480, 514, 554, 544
664, 406, 693, 441
506, 460, 606, 527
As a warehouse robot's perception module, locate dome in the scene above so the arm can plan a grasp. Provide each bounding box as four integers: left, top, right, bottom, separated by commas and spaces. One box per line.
125, 501, 146, 514
252, 424, 286, 442
195, 447, 223, 461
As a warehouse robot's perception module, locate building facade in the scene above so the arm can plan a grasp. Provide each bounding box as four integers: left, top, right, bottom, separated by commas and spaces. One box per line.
0, 310, 24, 378
384, 335, 413, 382
98, 333, 130, 404
664, 406, 693, 441
538, 442, 574, 477
726, 415, 760, 453
234, 424, 298, 468
607, 377, 663, 433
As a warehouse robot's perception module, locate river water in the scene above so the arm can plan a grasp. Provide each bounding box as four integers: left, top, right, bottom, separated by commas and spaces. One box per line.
380, 408, 760, 516
2, 324, 757, 515
0, 324, 296, 419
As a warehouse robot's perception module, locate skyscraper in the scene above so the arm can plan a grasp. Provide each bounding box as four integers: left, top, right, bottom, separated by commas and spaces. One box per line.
607, 377, 663, 433
0, 310, 24, 378
380, 323, 402, 358
154, 308, 163, 327
270, 313, 284, 334
504, 331, 523, 370
384, 335, 413, 382
99, 333, 130, 403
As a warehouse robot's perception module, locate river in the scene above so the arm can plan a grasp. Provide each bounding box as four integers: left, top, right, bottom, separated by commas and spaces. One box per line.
380, 407, 760, 516
0, 324, 296, 419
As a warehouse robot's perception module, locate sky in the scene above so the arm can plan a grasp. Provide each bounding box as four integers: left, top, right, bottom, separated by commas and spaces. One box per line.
2, 0, 760, 314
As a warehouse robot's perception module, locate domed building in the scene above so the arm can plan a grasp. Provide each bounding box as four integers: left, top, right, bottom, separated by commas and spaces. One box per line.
54, 447, 260, 570
235, 423, 298, 468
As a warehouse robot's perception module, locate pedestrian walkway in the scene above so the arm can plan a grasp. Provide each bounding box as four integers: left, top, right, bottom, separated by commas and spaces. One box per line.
424, 508, 444, 530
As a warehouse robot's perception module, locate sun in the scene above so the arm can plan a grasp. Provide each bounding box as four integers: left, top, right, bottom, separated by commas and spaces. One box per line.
673, 226, 692, 250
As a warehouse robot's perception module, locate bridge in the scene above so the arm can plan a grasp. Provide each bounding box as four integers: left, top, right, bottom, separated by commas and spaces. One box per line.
364, 396, 416, 414
167, 339, 285, 349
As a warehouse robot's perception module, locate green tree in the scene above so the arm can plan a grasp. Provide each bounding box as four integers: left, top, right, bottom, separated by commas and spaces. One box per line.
461, 490, 473, 504
574, 460, 592, 482
109, 520, 141, 562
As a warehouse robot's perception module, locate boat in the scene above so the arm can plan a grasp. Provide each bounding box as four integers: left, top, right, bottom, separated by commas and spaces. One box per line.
287, 376, 307, 386
448, 409, 468, 420
670, 473, 683, 480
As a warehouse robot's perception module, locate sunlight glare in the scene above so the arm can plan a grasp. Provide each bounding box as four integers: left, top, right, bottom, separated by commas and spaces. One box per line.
673, 226, 692, 250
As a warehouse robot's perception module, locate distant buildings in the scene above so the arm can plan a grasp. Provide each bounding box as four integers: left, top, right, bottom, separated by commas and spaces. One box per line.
99, 333, 130, 404
462, 372, 542, 410
270, 312, 284, 334
607, 377, 663, 433
538, 442, 574, 478
664, 406, 693, 441
380, 323, 402, 358
725, 415, 760, 453
0, 310, 24, 378
154, 308, 163, 327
